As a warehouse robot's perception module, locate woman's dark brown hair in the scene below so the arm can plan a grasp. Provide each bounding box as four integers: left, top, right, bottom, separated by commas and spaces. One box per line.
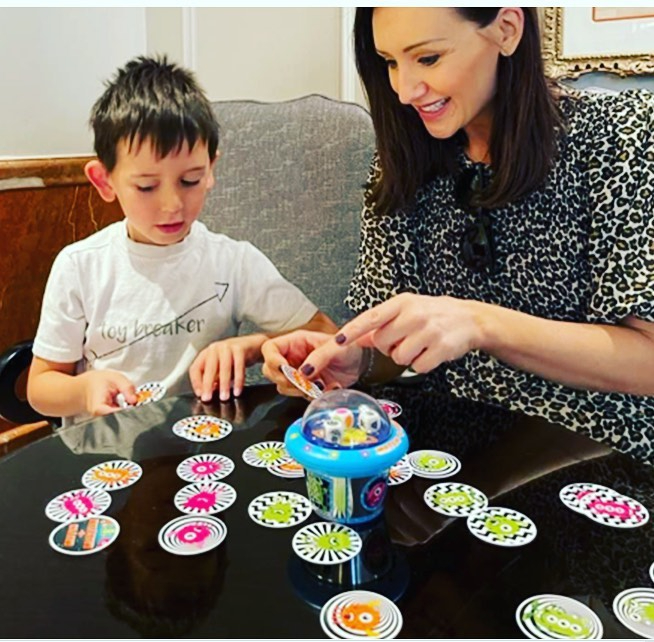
354, 8, 562, 213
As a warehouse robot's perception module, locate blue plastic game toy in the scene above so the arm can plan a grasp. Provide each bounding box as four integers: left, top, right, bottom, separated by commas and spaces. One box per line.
285, 389, 409, 524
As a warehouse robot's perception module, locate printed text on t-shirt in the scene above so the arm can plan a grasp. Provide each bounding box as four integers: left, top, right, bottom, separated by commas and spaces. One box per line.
100, 318, 207, 344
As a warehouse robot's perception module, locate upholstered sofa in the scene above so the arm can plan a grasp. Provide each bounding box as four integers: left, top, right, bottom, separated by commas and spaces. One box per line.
0, 94, 376, 426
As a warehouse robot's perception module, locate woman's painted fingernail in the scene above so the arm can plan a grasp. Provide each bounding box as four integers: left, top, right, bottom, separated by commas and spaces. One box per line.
301, 364, 314, 376
335, 334, 346, 344
315, 380, 325, 391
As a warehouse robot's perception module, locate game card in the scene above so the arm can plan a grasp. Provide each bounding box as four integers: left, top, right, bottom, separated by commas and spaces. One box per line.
172, 415, 233, 442
45, 488, 112, 523
177, 453, 235, 483
581, 487, 649, 529
48, 516, 120, 556
516, 594, 603, 639
467, 506, 537, 547
424, 482, 488, 517
247, 491, 312, 528
158, 515, 227, 556
267, 456, 305, 479
117, 381, 166, 408
408, 449, 462, 479
292, 521, 362, 565
242, 441, 288, 468
377, 399, 402, 419
81, 459, 142, 491
388, 456, 413, 486
281, 364, 323, 399
559, 482, 614, 514
560, 482, 649, 528
174, 481, 237, 515
319, 590, 403, 639
613, 588, 654, 638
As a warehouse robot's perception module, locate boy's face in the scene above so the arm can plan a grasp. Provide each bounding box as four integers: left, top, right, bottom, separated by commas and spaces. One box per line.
88, 137, 216, 246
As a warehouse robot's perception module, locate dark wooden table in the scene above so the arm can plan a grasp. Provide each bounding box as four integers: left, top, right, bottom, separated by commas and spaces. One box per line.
0, 384, 651, 638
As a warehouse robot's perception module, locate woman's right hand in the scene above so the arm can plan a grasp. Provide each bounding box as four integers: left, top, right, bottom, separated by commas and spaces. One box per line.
261, 330, 365, 397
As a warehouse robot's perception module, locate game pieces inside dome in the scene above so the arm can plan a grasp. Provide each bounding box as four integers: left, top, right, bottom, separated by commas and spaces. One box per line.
300, 389, 392, 449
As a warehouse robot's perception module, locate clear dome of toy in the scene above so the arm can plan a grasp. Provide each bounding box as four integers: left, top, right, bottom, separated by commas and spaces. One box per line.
301, 389, 392, 449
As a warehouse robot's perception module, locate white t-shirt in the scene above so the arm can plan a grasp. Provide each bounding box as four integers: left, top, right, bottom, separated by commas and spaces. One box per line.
33, 220, 317, 424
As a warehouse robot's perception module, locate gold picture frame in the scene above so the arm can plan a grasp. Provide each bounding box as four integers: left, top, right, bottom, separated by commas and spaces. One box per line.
541, 7, 654, 79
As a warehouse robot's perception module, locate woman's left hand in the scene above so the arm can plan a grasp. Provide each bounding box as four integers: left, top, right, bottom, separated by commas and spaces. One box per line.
334, 293, 485, 373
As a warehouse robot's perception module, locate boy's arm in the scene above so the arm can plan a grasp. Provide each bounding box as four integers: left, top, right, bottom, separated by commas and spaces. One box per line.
27, 356, 137, 419
297, 311, 338, 335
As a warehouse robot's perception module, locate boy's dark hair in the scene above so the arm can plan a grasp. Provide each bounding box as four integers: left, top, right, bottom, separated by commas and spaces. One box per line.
90, 55, 219, 171
354, 8, 562, 213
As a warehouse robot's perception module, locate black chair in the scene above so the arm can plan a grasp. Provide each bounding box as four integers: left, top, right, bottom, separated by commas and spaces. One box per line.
0, 340, 49, 425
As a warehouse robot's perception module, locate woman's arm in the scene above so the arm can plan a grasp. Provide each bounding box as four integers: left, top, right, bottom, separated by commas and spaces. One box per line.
305, 293, 654, 396
475, 302, 654, 396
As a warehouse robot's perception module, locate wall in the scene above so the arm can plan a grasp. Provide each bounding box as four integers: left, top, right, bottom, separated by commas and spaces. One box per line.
148, 8, 343, 103
0, 7, 347, 159
0, 8, 146, 159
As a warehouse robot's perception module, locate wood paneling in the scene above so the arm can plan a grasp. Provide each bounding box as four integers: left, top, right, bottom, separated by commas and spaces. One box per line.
0, 156, 89, 187
0, 157, 123, 431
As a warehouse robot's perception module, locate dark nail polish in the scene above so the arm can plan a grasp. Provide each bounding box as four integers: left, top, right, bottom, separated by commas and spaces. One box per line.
301, 364, 314, 376
335, 334, 346, 344
315, 380, 325, 391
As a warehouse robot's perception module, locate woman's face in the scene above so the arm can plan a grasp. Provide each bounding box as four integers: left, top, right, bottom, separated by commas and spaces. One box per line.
372, 8, 505, 144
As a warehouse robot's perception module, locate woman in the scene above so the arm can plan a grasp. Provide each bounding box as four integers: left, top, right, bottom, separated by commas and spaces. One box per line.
262, 8, 654, 462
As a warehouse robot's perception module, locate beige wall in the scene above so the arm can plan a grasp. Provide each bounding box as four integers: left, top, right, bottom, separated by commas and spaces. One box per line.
1, 8, 353, 159
0, 8, 146, 159
147, 8, 360, 107
196, 8, 341, 102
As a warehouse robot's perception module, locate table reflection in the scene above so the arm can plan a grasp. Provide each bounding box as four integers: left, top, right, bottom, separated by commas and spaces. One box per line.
105, 454, 227, 637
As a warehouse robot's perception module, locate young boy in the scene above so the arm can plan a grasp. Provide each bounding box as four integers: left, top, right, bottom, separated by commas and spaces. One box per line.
27, 55, 335, 425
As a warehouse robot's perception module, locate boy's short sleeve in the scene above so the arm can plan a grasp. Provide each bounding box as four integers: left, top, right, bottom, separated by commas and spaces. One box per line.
234, 242, 318, 332
586, 90, 654, 324
32, 250, 86, 364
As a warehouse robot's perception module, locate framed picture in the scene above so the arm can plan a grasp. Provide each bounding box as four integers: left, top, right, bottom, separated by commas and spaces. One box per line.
541, 7, 654, 78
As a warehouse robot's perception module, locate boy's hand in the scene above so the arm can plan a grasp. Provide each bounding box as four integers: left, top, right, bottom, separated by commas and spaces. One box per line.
190, 334, 267, 403
83, 370, 137, 416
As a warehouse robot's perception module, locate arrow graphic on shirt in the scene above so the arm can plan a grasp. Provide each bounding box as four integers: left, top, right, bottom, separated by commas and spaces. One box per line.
89, 282, 230, 362
214, 282, 228, 302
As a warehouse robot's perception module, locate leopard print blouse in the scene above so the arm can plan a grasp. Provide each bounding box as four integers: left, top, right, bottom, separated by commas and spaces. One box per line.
346, 87, 654, 464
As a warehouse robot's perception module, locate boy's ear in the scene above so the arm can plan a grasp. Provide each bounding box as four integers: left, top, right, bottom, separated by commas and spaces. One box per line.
84, 160, 116, 202
207, 150, 220, 190
211, 150, 220, 170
